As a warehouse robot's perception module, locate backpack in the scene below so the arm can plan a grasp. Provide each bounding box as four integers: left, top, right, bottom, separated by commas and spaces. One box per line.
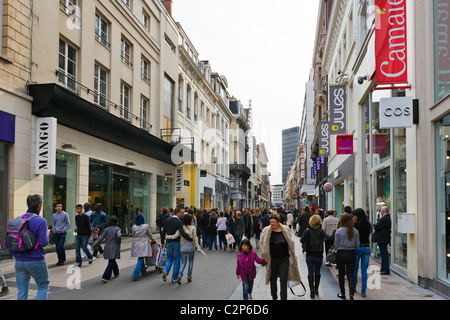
4, 214, 39, 252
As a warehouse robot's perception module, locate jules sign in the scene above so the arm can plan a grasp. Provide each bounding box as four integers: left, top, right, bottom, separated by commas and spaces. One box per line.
318, 121, 330, 157
379, 96, 413, 128
329, 85, 346, 134
35, 117, 57, 175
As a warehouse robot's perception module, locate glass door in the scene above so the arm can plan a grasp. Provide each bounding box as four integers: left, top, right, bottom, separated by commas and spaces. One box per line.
112, 173, 130, 235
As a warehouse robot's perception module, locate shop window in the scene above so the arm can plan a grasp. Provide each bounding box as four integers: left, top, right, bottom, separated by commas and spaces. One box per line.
0, 142, 9, 245
436, 114, 450, 283
43, 151, 77, 245
157, 175, 173, 211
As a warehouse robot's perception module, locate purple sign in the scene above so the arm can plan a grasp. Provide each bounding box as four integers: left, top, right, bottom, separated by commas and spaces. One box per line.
0, 111, 15, 143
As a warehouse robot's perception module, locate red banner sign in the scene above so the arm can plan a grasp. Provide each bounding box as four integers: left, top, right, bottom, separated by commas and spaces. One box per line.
375, 0, 408, 85
336, 135, 354, 155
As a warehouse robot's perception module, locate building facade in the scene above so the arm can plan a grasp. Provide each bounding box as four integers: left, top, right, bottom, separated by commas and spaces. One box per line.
175, 22, 232, 211
16, 0, 180, 243
282, 126, 300, 185
308, 0, 450, 297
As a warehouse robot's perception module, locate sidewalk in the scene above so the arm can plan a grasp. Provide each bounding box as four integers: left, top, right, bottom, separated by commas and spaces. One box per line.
230, 231, 446, 301
0, 231, 446, 301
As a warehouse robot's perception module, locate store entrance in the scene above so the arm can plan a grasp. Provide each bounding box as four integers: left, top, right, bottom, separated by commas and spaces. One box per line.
112, 173, 130, 235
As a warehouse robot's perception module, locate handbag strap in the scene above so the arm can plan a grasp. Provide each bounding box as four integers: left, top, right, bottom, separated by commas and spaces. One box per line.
289, 281, 307, 297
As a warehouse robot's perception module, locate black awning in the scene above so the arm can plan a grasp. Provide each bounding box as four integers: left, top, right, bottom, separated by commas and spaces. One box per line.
28, 83, 175, 166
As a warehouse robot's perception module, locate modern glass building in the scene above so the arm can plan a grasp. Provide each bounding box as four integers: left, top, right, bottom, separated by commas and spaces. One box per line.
282, 127, 300, 184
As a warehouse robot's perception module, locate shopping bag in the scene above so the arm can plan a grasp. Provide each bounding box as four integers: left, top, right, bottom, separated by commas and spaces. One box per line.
226, 233, 235, 245
326, 248, 337, 265
156, 246, 167, 270
288, 280, 307, 297
81, 244, 91, 259
145, 243, 160, 267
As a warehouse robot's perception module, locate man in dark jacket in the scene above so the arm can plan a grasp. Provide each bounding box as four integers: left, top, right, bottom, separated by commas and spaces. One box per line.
161, 207, 192, 284
372, 206, 391, 275
75, 204, 94, 267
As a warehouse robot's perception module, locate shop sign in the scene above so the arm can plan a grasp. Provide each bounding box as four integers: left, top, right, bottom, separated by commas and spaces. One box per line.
329, 85, 346, 134
379, 96, 413, 128
0, 111, 15, 143
175, 167, 184, 194
336, 135, 354, 155
375, 0, 408, 85
318, 121, 330, 157
367, 133, 388, 154
35, 117, 57, 175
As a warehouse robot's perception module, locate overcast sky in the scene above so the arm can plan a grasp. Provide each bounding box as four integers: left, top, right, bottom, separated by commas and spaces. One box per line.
172, 0, 320, 185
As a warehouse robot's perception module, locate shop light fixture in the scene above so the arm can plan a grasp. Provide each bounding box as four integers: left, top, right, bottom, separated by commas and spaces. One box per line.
61, 143, 76, 149
126, 161, 135, 166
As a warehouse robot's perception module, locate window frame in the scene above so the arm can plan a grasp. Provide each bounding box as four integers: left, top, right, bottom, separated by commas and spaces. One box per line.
120, 82, 131, 121
94, 63, 108, 108
95, 13, 110, 49
121, 38, 133, 68
58, 39, 78, 93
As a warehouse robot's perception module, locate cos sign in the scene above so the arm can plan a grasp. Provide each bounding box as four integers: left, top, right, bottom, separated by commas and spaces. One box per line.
379, 96, 413, 129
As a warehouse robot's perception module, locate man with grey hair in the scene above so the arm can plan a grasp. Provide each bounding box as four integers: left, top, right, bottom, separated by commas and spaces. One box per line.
9, 194, 50, 300
372, 206, 391, 275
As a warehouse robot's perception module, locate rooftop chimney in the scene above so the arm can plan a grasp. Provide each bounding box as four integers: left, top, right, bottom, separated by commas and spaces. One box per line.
162, 0, 172, 16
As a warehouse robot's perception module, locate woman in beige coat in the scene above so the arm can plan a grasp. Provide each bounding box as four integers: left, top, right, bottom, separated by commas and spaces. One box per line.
131, 214, 155, 280
259, 213, 301, 300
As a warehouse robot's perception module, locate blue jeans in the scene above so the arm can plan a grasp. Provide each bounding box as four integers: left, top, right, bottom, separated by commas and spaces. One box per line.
132, 257, 147, 279
102, 259, 119, 280
306, 255, 323, 276
54, 232, 67, 263
179, 251, 194, 278
164, 242, 181, 281
15, 260, 49, 300
379, 244, 390, 273
76, 235, 93, 264
354, 246, 371, 294
208, 235, 217, 250
242, 274, 254, 300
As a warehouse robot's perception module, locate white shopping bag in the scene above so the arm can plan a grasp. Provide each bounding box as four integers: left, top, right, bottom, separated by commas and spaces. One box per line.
226, 233, 235, 245
81, 244, 91, 259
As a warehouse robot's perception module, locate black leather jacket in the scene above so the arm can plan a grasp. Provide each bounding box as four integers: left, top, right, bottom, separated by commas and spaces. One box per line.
300, 226, 331, 256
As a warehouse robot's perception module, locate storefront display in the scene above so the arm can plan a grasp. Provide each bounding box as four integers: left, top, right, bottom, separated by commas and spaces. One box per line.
43, 151, 77, 244
436, 114, 450, 283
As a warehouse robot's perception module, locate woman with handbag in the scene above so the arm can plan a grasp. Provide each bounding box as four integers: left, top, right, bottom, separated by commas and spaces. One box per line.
259, 213, 301, 300
300, 215, 331, 298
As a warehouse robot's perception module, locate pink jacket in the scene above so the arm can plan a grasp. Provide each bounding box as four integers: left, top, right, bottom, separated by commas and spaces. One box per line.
236, 249, 266, 281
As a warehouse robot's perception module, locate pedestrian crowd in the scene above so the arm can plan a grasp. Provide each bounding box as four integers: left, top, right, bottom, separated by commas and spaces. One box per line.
0, 193, 392, 301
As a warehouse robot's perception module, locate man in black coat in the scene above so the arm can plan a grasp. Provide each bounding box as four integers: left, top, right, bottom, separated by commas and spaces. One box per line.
372, 206, 392, 275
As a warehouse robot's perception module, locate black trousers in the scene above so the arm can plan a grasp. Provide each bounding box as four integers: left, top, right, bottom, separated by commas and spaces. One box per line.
270, 256, 289, 300
336, 249, 356, 296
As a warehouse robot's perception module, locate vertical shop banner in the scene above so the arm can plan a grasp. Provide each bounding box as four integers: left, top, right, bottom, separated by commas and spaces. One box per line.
35, 117, 57, 175
175, 166, 184, 194
299, 147, 306, 179
435, 0, 450, 100
336, 135, 354, 155
375, 0, 408, 85
318, 121, 330, 157
329, 85, 346, 134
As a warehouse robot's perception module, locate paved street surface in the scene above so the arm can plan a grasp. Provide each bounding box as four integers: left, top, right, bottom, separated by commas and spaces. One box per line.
0, 231, 446, 301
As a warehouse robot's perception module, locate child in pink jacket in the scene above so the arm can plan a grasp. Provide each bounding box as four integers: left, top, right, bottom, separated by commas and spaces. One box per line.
236, 239, 266, 300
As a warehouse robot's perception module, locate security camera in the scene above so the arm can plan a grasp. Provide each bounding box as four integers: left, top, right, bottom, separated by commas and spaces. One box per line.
358, 76, 367, 85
